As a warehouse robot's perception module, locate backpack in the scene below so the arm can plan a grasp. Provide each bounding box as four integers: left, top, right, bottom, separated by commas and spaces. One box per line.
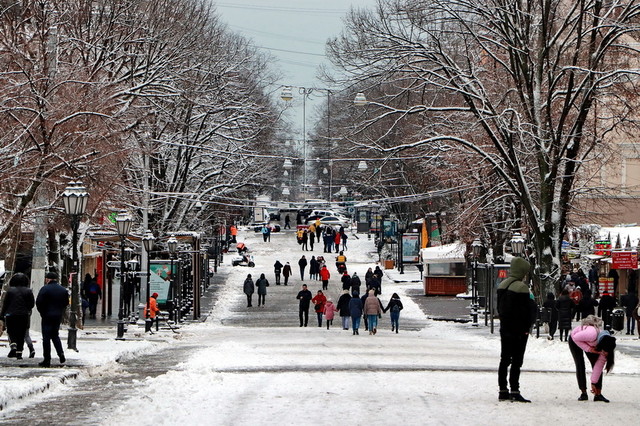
89, 283, 99, 295
391, 303, 400, 313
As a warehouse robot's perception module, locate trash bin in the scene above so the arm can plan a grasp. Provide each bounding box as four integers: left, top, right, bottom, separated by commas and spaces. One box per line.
384, 260, 395, 269
611, 308, 624, 331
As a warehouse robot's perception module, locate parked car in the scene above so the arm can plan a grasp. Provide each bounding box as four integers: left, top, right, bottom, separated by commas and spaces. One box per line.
317, 216, 351, 228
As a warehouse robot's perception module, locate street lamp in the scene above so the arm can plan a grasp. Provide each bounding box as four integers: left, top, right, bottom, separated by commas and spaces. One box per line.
281, 86, 333, 198
358, 160, 368, 170
115, 210, 132, 339
142, 230, 155, 332
511, 232, 526, 257
62, 181, 89, 351
167, 235, 178, 323
354, 92, 367, 106
471, 238, 483, 326
397, 221, 407, 274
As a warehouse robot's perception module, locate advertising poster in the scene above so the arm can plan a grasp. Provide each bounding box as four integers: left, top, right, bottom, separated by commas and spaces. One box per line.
149, 261, 175, 304
383, 220, 396, 238
599, 277, 614, 296
402, 234, 421, 263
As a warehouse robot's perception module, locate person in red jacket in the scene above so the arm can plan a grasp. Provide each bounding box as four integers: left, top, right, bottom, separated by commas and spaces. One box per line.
319, 265, 331, 290
311, 290, 327, 327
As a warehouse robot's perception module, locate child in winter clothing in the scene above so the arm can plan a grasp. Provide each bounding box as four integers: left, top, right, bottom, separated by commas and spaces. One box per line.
323, 298, 336, 330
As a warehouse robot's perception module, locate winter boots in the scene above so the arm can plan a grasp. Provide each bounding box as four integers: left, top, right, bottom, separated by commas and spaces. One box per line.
7, 344, 17, 358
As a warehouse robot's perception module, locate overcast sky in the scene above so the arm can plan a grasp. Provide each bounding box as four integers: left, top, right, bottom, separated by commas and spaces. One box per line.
214, 0, 377, 133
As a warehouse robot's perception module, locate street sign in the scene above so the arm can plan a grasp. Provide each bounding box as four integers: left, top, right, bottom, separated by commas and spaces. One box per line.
106, 261, 121, 268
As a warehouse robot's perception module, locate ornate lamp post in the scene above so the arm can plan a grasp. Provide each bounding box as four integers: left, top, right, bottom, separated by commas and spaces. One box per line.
471, 238, 484, 326
167, 235, 178, 323
142, 230, 155, 333
115, 210, 132, 339
62, 181, 89, 351
511, 232, 526, 257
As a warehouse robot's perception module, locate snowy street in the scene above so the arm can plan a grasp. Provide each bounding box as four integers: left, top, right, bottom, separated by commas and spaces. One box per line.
2, 228, 640, 425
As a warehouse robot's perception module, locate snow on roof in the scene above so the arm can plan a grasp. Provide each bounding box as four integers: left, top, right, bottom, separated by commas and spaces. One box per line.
420, 242, 466, 264
598, 226, 640, 248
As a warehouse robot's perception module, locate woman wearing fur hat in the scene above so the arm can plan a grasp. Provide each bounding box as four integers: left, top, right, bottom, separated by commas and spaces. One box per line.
569, 315, 616, 402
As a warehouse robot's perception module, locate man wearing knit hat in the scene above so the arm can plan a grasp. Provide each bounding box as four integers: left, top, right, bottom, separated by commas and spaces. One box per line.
36, 272, 69, 367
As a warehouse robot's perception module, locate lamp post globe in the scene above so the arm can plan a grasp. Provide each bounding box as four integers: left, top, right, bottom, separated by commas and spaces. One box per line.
62, 181, 89, 351
115, 210, 132, 339
511, 232, 526, 257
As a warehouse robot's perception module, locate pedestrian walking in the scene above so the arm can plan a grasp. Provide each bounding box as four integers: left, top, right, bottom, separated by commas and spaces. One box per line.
308, 223, 316, 251
341, 232, 348, 251
261, 224, 270, 242
577, 289, 598, 321
298, 255, 308, 281
496, 257, 536, 402
296, 284, 312, 327
36, 272, 69, 367
283, 262, 292, 286
82, 274, 101, 319
350, 272, 361, 295
315, 220, 322, 243
284, 215, 291, 229
274, 260, 283, 285
324, 298, 336, 330
333, 231, 341, 253
620, 291, 639, 335
557, 289, 574, 341
335, 251, 347, 274
312, 290, 327, 327
309, 256, 320, 281
369, 274, 382, 296
243, 274, 254, 307
364, 289, 382, 335
598, 292, 616, 329
542, 292, 558, 340
383, 293, 403, 333
341, 271, 351, 291
336, 290, 352, 330
569, 315, 617, 402
145, 292, 160, 328
301, 230, 309, 251
1, 273, 35, 360
230, 224, 238, 243
633, 299, 640, 340
319, 265, 331, 290
256, 273, 269, 307
349, 291, 363, 335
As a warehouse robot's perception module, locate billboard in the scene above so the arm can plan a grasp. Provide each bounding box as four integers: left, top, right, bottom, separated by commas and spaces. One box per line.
402, 234, 421, 263
149, 261, 176, 304
612, 251, 638, 269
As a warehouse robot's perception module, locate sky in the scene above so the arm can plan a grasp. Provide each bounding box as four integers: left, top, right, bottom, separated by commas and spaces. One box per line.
3, 227, 640, 424
214, 0, 377, 135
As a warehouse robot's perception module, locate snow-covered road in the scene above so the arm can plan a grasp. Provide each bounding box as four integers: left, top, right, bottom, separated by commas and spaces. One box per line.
2, 227, 640, 425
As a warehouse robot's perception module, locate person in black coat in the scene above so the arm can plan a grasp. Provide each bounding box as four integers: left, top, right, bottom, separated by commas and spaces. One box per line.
620, 291, 639, 335
341, 271, 351, 291
298, 255, 308, 281
598, 293, 617, 330
83, 274, 102, 319
36, 272, 69, 367
336, 290, 352, 330
556, 289, 573, 341
296, 284, 312, 327
577, 289, 598, 320
350, 272, 361, 295
542, 292, 558, 340
383, 293, 404, 333
274, 260, 283, 285
309, 256, 319, 281
1, 273, 35, 359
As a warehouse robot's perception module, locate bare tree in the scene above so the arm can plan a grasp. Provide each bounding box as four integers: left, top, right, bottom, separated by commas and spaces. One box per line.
326, 0, 640, 296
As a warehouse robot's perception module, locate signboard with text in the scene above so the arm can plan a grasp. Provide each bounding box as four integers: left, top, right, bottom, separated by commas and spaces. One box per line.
611, 251, 638, 269
593, 240, 612, 256
599, 277, 614, 296
149, 261, 176, 304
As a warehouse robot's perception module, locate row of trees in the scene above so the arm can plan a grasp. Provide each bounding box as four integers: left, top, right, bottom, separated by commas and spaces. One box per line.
312, 0, 640, 296
0, 0, 282, 272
